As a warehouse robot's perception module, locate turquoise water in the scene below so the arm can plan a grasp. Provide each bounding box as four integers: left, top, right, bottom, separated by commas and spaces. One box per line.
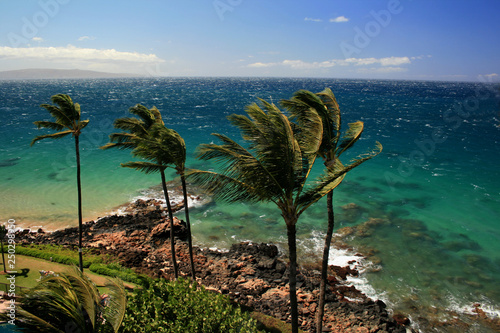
1, 77, 499, 330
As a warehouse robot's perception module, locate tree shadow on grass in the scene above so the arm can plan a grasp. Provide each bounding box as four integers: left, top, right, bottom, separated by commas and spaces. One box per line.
11, 268, 30, 278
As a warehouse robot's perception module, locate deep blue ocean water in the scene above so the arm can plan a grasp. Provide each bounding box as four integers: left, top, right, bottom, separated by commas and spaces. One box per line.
1, 77, 499, 331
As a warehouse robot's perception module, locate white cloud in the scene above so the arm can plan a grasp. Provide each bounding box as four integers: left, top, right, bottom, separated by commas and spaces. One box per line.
248, 62, 276, 68
78, 36, 96, 42
0, 45, 164, 64
484, 73, 498, 78
249, 56, 412, 69
357, 67, 408, 74
305, 17, 322, 22
330, 16, 349, 23
379, 56, 411, 66
32, 37, 44, 43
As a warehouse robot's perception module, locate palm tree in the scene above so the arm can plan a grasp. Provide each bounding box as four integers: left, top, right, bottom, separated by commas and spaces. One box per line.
282, 88, 382, 333
163, 129, 196, 279
0, 225, 6, 273
31, 94, 89, 272
0, 267, 126, 333
101, 105, 180, 279
188, 96, 378, 333
138, 125, 197, 279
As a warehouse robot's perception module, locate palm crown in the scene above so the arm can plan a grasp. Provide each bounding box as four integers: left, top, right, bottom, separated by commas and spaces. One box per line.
121, 124, 186, 175
190, 98, 329, 220
31, 94, 89, 146
100, 104, 163, 150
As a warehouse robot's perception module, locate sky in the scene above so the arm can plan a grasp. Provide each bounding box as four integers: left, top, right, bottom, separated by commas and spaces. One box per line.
0, 0, 499, 82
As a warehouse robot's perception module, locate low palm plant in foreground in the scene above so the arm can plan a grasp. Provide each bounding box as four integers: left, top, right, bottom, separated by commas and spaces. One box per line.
31, 93, 89, 272
282, 88, 382, 332
187, 95, 378, 333
0, 267, 126, 333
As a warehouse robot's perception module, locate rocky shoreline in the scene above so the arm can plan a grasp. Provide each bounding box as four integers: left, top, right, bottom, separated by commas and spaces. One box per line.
17, 198, 410, 333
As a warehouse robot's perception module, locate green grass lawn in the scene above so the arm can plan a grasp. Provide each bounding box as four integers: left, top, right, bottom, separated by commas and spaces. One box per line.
0, 255, 134, 294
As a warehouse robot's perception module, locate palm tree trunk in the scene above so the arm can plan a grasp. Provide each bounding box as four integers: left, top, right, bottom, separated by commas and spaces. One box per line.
287, 222, 299, 333
1, 238, 6, 273
316, 191, 334, 333
180, 173, 196, 279
161, 170, 178, 279
75, 135, 84, 272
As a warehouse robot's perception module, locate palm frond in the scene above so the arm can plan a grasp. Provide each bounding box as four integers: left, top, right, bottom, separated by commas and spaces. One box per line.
39, 103, 74, 128
187, 169, 273, 204
316, 87, 341, 133
296, 159, 347, 215
150, 106, 165, 126
33, 120, 66, 131
78, 119, 90, 132
108, 132, 136, 143
298, 141, 383, 213
16, 274, 88, 331
282, 89, 337, 157
281, 90, 326, 121
335, 121, 364, 156
101, 132, 137, 150
233, 103, 300, 187
129, 104, 157, 129
103, 279, 127, 333
74, 102, 82, 119
113, 117, 149, 137
51, 94, 80, 121
30, 130, 73, 146
65, 267, 101, 329
121, 161, 166, 174
196, 133, 283, 195
100, 141, 136, 150
5, 308, 64, 333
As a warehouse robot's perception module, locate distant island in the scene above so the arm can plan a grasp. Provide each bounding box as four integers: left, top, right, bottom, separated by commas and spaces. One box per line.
0, 68, 140, 80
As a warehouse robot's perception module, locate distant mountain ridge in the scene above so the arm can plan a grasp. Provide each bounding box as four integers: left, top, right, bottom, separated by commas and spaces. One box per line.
0, 68, 141, 80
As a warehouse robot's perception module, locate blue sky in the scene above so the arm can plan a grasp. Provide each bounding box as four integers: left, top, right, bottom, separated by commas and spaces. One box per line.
0, 0, 499, 81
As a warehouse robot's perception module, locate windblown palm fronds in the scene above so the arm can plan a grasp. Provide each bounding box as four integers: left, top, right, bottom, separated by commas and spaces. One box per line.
282, 88, 382, 333
102, 105, 195, 279
0, 268, 125, 333
188, 95, 355, 333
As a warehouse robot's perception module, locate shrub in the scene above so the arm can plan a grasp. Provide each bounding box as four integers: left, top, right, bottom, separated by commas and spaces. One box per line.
121, 278, 260, 333
88, 263, 148, 286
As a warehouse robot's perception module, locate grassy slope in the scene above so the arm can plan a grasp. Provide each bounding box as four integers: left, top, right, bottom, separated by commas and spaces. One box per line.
0, 255, 134, 291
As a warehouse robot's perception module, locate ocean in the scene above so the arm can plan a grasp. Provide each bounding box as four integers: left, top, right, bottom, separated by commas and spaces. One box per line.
1, 77, 499, 331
